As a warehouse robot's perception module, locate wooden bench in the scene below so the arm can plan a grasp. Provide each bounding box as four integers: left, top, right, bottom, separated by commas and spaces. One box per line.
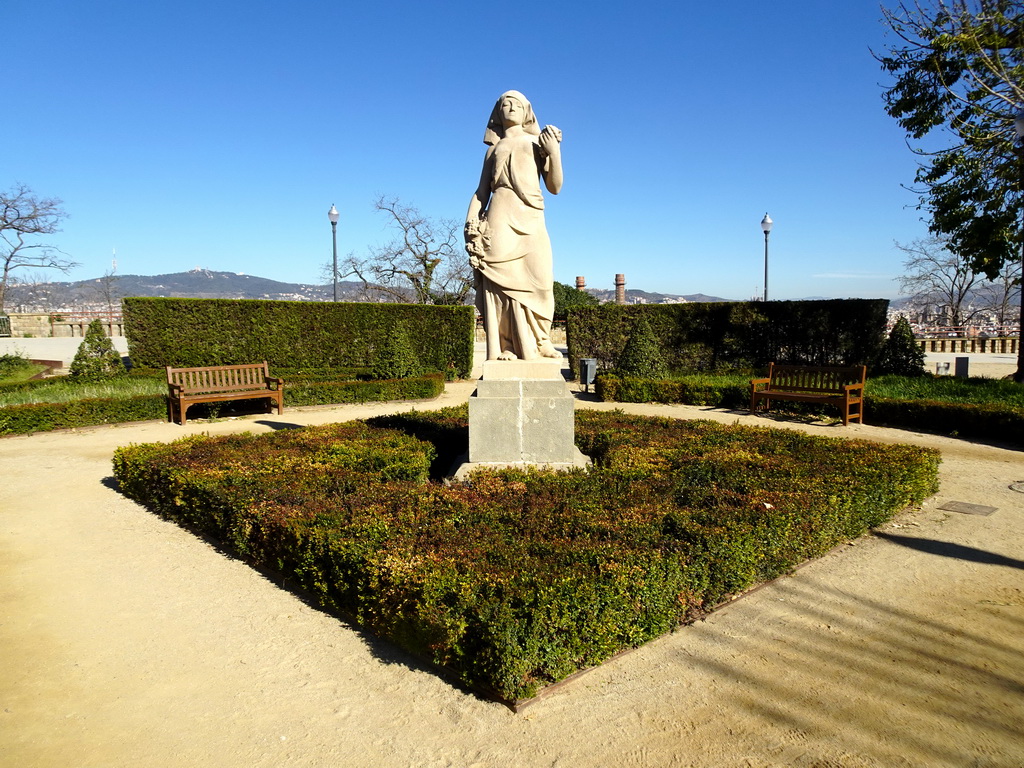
166, 361, 284, 425
750, 363, 866, 425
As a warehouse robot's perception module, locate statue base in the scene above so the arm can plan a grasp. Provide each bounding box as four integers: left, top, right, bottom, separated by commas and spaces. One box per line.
448, 357, 591, 481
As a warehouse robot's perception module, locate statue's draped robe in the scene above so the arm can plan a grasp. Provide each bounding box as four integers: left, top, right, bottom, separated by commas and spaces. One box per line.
476, 133, 555, 360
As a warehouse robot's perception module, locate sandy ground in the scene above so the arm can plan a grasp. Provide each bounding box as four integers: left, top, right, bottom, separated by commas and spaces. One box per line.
2, 347, 1023, 767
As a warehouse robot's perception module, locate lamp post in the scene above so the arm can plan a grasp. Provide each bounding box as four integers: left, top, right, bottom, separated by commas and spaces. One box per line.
760, 213, 773, 302
1013, 109, 1024, 381
328, 204, 340, 302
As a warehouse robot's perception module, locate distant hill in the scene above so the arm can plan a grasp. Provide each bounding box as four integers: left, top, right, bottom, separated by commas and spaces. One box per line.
584, 288, 734, 304
7, 268, 367, 308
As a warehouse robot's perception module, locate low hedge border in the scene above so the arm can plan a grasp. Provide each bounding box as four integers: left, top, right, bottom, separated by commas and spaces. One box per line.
0, 373, 446, 435
865, 396, 1024, 445
112, 407, 939, 703
595, 373, 1024, 446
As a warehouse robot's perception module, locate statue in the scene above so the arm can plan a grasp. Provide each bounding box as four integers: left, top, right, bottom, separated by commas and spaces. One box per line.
466, 90, 563, 361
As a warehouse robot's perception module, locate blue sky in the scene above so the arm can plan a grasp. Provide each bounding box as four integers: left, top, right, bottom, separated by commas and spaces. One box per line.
7, 0, 933, 300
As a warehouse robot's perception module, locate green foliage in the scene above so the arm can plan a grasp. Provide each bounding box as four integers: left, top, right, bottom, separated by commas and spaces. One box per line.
566, 300, 889, 375
875, 318, 927, 377
0, 352, 41, 384
878, 1, 1023, 281
0, 394, 167, 434
69, 319, 126, 379
371, 322, 420, 380
866, 373, 1024, 408
594, 368, 1024, 446
112, 409, 939, 702
552, 280, 599, 321
616, 315, 668, 378
122, 297, 475, 378
596, 373, 749, 408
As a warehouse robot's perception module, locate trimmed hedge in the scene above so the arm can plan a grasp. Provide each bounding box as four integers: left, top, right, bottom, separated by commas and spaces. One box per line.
595, 373, 749, 408
0, 373, 446, 435
566, 299, 889, 375
0, 395, 168, 433
865, 396, 1024, 445
122, 297, 475, 378
594, 372, 1024, 446
112, 408, 939, 702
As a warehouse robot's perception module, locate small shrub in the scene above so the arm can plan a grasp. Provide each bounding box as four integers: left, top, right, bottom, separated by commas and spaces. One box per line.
876, 317, 925, 376
616, 316, 667, 378
372, 322, 421, 380
69, 320, 126, 380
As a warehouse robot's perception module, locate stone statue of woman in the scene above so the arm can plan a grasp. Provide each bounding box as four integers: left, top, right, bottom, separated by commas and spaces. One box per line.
465, 90, 563, 361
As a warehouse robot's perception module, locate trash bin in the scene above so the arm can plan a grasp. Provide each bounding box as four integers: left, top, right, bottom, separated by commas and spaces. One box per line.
579, 358, 597, 391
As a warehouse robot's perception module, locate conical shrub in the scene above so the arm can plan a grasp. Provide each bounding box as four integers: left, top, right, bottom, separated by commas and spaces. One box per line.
876, 316, 925, 376
616, 315, 668, 379
69, 319, 126, 379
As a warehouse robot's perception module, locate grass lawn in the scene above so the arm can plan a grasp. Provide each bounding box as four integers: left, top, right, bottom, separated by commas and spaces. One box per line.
865, 374, 1024, 408
0, 374, 165, 406
0, 354, 48, 386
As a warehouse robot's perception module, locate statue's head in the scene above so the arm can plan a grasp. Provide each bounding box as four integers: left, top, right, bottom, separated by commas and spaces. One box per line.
483, 90, 540, 145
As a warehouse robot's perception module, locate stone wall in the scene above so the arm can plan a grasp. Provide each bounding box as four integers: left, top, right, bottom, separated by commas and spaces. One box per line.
7, 314, 125, 338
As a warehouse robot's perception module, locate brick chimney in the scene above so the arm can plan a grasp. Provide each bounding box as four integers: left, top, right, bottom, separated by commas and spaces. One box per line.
615, 274, 626, 305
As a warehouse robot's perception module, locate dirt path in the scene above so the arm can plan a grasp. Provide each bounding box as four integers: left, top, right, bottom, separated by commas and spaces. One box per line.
2, 384, 1023, 767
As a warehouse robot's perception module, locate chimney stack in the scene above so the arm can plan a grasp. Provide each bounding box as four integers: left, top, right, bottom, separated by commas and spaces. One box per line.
575, 276, 586, 291
615, 274, 626, 305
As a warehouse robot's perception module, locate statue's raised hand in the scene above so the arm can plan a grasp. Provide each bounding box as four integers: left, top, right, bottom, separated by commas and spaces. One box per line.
539, 125, 562, 156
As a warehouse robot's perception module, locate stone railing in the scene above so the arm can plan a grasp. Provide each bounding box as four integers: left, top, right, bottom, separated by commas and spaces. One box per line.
7, 312, 125, 338
917, 337, 1018, 354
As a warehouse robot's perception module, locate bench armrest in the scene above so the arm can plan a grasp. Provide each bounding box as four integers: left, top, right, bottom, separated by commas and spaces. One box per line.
843, 382, 864, 394
265, 376, 284, 389
168, 383, 184, 396
750, 377, 770, 390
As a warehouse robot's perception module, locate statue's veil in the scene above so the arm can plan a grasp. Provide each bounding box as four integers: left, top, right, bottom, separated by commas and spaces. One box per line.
483, 90, 541, 145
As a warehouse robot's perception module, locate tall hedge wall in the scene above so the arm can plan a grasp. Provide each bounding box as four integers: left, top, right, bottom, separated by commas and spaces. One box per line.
123, 298, 475, 377
566, 299, 889, 374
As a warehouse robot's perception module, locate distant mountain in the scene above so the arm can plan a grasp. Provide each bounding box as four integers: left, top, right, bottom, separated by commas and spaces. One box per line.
584, 288, 734, 304
8, 268, 367, 308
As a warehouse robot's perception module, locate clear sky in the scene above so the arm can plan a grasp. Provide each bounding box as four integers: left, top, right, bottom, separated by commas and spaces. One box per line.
7, 0, 933, 301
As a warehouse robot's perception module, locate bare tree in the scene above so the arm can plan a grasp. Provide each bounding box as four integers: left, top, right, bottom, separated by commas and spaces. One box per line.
896, 236, 981, 327
337, 196, 472, 305
0, 184, 78, 313
973, 256, 1021, 328
92, 268, 122, 317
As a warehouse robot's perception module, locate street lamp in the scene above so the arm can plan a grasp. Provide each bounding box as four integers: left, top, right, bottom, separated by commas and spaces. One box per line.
328, 204, 340, 302
760, 212, 773, 302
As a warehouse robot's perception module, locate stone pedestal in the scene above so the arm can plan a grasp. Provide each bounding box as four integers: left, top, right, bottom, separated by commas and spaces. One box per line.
450, 358, 590, 480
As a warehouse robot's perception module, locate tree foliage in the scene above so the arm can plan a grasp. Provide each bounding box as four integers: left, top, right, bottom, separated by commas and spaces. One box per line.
0, 183, 78, 313
552, 280, 599, 321
878, 0, 1024, 378
69, 319, 126, 379
337, 196, 472, 305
